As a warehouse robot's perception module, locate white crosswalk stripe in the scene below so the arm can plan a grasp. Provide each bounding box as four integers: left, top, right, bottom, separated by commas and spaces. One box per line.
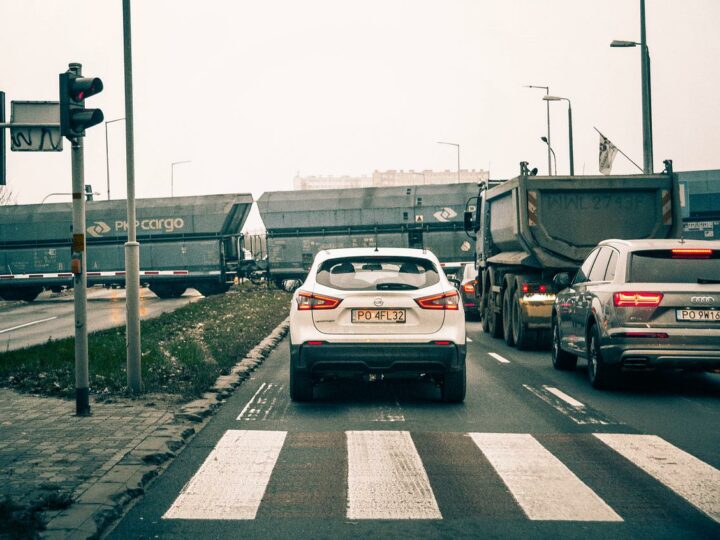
595, 433, 720, 524
346, 430, 441, 520
470, 433, 622, 521
163, 430, 286, 520
162, 429, 719, 523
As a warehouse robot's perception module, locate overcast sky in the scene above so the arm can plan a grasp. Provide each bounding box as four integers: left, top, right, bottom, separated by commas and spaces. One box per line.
2, 0, 719, 230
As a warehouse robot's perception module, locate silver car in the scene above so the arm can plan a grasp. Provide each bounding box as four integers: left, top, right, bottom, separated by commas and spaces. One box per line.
551, 239, 720, 388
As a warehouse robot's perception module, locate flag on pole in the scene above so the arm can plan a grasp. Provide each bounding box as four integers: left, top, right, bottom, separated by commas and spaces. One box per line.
598, 132, 619, 175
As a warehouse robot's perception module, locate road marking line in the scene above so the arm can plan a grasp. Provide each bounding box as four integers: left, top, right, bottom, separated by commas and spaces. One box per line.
595, 433, 720, 523
0, 316, 58, 335
163, 430, 286, 520
488, 352, 510, 364
543, 386, 585, 408
470, 433, 622, 521
346, 431, 441, 520
523, 384, 615, 426
237, 382, 267, 420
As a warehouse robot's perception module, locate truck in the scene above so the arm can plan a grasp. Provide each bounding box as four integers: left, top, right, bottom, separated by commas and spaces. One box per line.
257, 183, 478, 286
0, 193, 253, 301
464, 161, 683, 349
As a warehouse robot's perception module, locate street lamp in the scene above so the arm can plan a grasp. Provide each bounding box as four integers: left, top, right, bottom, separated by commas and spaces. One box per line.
170, 160, 191, 197
525, 85, 552, 175
437, 141, 460, 183
610, 0, 653, 173
543, 95, 574, 175
540, 137, 557, 176
41, 189, 100, 204
104, 117, 125, 200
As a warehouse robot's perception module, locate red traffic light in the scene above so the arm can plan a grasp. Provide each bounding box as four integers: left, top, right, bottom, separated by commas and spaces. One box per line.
70, 78, 103, 103
59, 71, 104, 138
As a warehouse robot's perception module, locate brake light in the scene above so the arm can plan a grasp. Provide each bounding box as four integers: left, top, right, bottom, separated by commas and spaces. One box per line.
463, 282, 475, 293
305, 340, 326, 345
613, 291, 664, 307
671, 248, 713, 259
522, 283, 529, 293
296, 290, 342, 310
415, 290, 460, 310
539, 284, 548, 293
432, 341, 452, 345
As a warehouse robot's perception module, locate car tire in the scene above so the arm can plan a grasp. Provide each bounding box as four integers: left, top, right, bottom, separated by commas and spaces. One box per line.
551, 317, 577, 370
480, 295, 490, 332
486, 297, 503, 339
441, 368, 466, 403
289, 365, 314, 401
587, 325, 618, 389
511, 289, 534, 350
502, 287, 515, 346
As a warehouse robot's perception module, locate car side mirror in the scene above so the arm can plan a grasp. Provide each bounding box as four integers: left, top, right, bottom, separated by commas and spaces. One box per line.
463, 211, 476, 233
553, 272, 571, 291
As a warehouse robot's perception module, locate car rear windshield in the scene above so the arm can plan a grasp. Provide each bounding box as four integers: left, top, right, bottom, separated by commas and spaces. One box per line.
629, 249, 720, 283
316, 256, 440, 291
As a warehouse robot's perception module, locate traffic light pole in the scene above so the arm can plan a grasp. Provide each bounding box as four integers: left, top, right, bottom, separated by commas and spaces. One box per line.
70, 131, 90, 416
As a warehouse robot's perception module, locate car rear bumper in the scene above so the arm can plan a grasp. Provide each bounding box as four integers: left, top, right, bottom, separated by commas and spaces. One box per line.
601, 345, 720, 371
291, 342, 466, 379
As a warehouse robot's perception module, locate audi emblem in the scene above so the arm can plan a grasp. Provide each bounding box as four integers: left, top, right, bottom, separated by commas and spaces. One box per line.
374, 297, 384, 307
690, 296, 715, 305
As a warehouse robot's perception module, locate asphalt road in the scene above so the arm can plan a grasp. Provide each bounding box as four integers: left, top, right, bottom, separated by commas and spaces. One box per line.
108, 320, 720, 539
0, 287, 202, 351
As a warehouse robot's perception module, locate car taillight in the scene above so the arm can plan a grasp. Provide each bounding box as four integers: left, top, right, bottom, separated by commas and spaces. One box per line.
296, 290, 342, 310
613, 291, 664, 307
521, 282, 550, 294
671, 248, 713, 259
415, 290, 460, 310
463, 282, 475, 293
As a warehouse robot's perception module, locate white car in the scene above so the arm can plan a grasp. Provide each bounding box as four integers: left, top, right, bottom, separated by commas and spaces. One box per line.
289, 247, 467, 402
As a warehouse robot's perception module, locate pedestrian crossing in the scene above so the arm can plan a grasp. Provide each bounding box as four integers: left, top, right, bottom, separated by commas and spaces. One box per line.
163, 430, 720, 524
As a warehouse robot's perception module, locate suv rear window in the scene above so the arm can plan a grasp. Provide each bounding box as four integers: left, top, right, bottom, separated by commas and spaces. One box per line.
629, 249, 720, 283
316, 256, 440, 291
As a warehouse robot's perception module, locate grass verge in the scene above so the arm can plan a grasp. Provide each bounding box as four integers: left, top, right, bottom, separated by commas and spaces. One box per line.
0, 284, 290, 399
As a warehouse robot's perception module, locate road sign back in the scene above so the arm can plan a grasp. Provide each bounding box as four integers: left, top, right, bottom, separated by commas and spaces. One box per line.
10, 101, 62, 151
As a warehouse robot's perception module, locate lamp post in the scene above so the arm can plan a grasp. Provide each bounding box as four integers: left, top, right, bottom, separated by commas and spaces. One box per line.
611, 0, 653, 173
40, 190, 100, 205
437, 141, 460, 183
540, 137, 557, 176
170, 160, 191, 197
543, 95, 574, 175
525, 85, 552, 175
104, 117, 125, 200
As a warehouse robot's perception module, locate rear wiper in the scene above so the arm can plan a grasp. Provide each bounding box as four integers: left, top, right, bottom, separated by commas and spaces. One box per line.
376, 283, 419, 290
698, 277, 720, 284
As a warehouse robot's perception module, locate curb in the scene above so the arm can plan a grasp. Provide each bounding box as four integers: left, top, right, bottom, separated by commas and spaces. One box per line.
42, 317, 290, 540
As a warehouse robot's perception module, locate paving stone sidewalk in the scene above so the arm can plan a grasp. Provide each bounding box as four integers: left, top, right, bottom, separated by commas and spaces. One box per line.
0, 318, 289, 539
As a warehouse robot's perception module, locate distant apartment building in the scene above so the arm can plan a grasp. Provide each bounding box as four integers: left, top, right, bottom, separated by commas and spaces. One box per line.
293, 169, 489, 190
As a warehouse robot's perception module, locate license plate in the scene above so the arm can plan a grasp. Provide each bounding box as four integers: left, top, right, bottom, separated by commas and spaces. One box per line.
352, 309, 406, 323
676, 309, 720, 322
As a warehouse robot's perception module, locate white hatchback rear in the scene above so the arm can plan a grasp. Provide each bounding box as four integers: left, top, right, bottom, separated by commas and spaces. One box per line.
289, 248, 466, 402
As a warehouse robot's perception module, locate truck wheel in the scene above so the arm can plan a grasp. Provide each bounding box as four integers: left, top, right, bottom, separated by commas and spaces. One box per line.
0, 287, 42, 302
511, 289, 534, 350
441, 368, 466, 403
588, 325, 618, 389
195, 283, 230, 297
486, 296, 503, 339
551, 317, 577, 370
149, 284, 187, 299
289, 365, 314, 401
502, 287, 515, 346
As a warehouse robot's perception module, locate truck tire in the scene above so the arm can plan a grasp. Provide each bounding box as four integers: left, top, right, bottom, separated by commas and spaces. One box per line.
502, 285, 515, 346
289, 365, 314, 401
486, 295, 503, 339
551, 317, 577, 370
149, 283, 187, 299
588, 324, 618, 389
195, 282, 230, 297
511, 289, 535, 350
441, 368, 466, 403
0, 287, 42, 302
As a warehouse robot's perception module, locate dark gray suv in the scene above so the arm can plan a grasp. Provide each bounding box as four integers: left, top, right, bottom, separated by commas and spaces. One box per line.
551, 239, 720, 388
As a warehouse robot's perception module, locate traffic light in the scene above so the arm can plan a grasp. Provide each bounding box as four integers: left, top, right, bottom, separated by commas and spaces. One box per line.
59, 70, 104, 138
84, 184, 93, 201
